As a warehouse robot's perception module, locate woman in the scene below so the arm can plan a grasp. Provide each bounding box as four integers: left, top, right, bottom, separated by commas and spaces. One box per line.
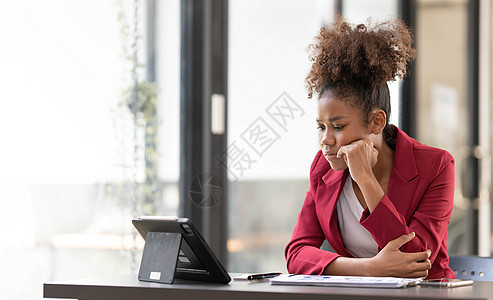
285, 17, 455, 279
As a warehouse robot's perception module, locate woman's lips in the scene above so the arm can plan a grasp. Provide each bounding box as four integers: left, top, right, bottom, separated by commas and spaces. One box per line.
324, 152, 338, 160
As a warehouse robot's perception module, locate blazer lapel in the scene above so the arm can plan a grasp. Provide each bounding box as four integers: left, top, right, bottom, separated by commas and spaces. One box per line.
388, 128, 420, 217
318, 169, 353, 257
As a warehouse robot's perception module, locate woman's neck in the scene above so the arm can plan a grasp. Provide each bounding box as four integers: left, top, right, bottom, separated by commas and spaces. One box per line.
372, 135, 395, 183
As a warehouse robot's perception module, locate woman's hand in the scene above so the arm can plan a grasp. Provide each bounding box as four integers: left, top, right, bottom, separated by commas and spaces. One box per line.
369, 232, 431, 278
336, 138, 384, 211
336, 139, 378, 185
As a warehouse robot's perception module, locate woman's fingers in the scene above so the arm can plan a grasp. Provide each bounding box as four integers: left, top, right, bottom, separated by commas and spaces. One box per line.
336, 140, 370, 157
415, 259, 432, 271
410, 249, 431, 262
376, 233, 433, 278
386, 233, 432, 262
336, 145, 349, 159
409, 258, 432, 272
400, 251, 432, 277
335, 139, 378, 175
386, 232, 415, 249
404, 259, 431, 278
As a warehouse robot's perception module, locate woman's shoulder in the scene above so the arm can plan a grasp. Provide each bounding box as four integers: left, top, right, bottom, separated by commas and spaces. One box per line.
412, 142, 454, 178
404, 134, 454, 163
412, 141, 454, 161
395, 127, 454, 175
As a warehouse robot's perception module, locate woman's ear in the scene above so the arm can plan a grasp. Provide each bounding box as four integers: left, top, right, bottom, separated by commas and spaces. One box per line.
370, 110, 387, 134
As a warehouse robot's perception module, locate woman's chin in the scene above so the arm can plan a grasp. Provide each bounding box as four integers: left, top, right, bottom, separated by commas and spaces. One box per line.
326, 159, 348, 171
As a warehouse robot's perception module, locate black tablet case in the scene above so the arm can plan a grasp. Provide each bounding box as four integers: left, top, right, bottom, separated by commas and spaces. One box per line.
133, 218, 231, 284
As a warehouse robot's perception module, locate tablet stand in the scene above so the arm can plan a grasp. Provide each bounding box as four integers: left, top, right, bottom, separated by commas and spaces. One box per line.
138, 231, 182, 284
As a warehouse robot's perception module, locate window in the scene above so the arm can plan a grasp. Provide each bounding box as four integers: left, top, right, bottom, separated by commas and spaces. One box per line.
0, 1, 179, 298
227, 0, 336, 272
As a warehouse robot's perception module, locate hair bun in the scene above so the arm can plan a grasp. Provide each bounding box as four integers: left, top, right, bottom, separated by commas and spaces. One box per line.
306, 16, 416, 98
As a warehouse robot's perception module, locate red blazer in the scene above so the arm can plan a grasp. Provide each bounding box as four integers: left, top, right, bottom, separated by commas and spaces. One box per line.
285, 126, 455, 279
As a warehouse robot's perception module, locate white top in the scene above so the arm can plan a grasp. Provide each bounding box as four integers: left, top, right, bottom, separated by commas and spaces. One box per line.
336, 176, 378, 258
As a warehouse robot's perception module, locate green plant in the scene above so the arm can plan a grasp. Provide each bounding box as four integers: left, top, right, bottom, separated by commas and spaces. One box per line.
116, 0, 160, 217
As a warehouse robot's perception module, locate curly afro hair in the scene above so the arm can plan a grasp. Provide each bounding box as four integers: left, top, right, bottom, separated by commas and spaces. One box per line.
306, 17, 416, 99
306, 17, 416, 139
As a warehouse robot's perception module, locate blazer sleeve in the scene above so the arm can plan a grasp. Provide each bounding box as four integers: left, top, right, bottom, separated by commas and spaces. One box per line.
360, 150, 454, 264
285, 152, 340, 275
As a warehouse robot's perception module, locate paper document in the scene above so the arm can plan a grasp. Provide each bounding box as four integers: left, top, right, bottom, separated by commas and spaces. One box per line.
270, 274, 422, 288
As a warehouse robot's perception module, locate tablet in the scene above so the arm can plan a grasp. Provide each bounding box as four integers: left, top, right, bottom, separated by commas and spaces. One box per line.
132, 216, 231, 284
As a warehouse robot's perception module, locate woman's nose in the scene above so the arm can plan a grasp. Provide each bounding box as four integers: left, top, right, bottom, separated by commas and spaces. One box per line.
320, 131, 335, 146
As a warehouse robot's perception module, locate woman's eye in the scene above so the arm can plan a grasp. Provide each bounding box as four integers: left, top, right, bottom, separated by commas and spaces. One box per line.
333, 125, 345, 131
316, 125, 325, 131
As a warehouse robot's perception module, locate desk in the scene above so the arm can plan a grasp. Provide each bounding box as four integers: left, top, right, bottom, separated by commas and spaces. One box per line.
44, 274, 493, 300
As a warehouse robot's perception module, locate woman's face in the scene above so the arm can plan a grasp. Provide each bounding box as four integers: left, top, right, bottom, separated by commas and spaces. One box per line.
317, 92, 372, 170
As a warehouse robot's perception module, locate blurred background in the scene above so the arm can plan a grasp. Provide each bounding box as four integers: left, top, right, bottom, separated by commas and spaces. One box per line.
0, 0, 492, 298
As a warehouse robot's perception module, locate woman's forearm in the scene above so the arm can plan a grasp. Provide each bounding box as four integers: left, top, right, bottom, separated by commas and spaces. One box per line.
323, 256, 372, 276
323, 234, 431, 278
357, 176, 385, 213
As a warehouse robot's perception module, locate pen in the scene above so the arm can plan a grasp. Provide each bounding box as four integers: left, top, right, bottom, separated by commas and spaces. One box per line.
247, 272, 282, 281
